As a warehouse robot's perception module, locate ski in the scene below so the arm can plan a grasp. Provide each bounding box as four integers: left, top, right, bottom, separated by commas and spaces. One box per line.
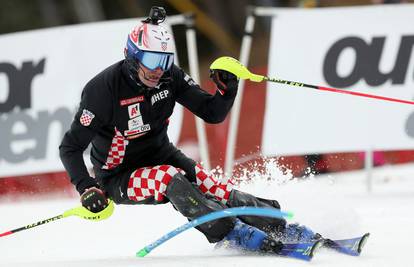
323, 233, 370, 256
216, 239, 322, 261
277, 239, 323, 261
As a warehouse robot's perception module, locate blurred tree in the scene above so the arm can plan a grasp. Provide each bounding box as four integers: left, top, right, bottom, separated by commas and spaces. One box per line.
38, 0, 62, 26
70, 0, 105, 22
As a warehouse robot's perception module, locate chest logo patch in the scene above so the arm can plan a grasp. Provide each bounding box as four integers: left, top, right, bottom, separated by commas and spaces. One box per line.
128, 103, 141, 119
124, 124, 151, 137
128, 116, 144, 129
120, 95, 144, 106
151, 90, 169, 105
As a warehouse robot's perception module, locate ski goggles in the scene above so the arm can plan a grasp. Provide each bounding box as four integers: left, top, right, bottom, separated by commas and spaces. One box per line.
127, 39, 174, 72
137, 50, 174, 71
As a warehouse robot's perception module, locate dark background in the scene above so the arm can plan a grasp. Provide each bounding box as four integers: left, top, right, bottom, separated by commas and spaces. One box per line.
1, 0, 411, 80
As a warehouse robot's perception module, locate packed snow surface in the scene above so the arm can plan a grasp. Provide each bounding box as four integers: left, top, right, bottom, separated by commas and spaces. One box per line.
1, 163, 414, 267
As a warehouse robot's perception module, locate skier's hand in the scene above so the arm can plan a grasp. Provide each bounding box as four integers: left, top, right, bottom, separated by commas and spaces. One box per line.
210, 69, 239, 95
80, 187, 108, 213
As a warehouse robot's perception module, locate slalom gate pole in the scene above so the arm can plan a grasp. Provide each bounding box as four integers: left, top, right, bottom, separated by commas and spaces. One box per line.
0, 200, 115, 238
136, 207, 294, 257
210, 56, 414, 106
262, 76, 414, 105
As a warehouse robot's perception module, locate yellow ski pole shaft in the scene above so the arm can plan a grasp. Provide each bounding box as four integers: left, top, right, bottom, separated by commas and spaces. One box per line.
0, 200, 114, 238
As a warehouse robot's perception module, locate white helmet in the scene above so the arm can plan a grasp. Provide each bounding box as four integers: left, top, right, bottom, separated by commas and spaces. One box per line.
125, 22, 175, 72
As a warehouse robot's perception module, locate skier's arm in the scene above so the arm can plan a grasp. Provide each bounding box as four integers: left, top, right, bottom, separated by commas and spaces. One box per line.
59, 117, 97, 194
173, 66, 238, 123
59, 78, 113, 195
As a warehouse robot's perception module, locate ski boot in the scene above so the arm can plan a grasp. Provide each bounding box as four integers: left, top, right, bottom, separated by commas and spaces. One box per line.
216, 219, 283, 254
278, 223, 322, 243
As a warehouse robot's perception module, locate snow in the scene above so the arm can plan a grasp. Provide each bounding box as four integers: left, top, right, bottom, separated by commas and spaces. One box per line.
1, 163, 414, 267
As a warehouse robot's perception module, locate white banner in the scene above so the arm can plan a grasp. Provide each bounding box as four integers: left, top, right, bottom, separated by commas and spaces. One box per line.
0, 17, 184, 177
262, 5, 414, 156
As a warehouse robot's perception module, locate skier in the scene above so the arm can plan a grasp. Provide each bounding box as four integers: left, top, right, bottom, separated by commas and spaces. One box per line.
59, 6, 318, 254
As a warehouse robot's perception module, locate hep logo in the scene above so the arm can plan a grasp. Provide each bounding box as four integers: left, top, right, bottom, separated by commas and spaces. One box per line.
0, 58, 46, 113
323, 36, 414, 88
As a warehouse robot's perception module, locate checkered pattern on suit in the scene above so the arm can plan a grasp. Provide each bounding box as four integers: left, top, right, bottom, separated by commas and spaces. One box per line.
194, 164, 234, 204
102, 128, 128, 170
127, 165, 179, 202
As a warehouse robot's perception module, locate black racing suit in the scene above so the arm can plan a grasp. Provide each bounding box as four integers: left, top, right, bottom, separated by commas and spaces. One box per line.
59, 60, 285, 241
59, 60, 237, 203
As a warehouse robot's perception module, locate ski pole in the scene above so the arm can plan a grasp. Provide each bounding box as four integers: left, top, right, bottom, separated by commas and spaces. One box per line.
0, 200, 115, 238
210, 56, 414, 106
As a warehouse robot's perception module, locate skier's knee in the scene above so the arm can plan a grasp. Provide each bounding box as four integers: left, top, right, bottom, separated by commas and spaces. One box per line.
127, 165, 181, 203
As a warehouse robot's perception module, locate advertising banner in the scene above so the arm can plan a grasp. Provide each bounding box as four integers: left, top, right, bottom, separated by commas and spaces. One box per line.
0, 18, 182, 177
262, 5, 414, 156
